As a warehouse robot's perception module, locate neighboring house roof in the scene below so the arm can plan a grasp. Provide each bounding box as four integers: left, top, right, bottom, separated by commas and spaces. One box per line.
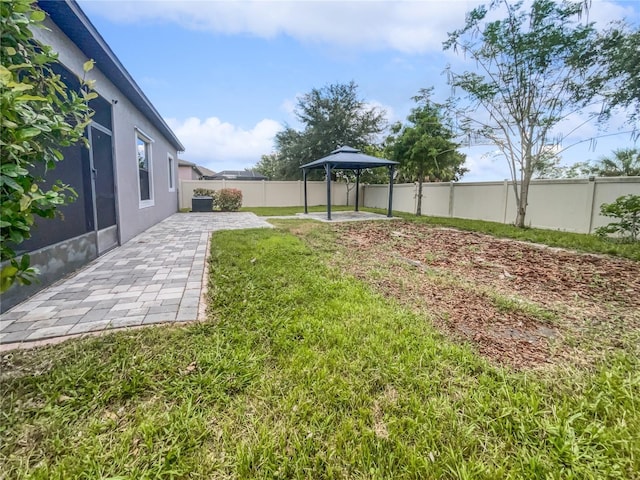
178, 159, 215, 178
37, 0, 185, 152
199, 166, 216, 177
209, 170, 268, 180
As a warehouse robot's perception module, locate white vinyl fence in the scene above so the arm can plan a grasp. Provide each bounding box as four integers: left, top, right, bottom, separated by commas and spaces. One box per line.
363, 177, 640, 234
179, 180, 357, 210
179, 177, 639, 234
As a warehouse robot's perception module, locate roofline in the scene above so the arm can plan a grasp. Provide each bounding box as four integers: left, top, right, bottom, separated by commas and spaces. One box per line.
37, 0, 185, 152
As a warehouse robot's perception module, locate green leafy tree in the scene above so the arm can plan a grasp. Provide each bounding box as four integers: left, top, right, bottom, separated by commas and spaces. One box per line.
541, 148, 640, 179
444, 0, 606, 227
386, 90, 466, 216
596, 194, 640, 242
257, 81, 387, 180
582, 23, 640, 125
1, 0, 95, 292
591, 148, 640, 177
268, 127, 307, 180
254, 153, 279, 180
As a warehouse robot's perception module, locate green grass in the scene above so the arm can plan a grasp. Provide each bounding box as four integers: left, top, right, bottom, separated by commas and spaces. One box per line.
240, 205, 368, 216
1, 226, 638, 478
241, 204, 359, 215
241, 205, 638, 261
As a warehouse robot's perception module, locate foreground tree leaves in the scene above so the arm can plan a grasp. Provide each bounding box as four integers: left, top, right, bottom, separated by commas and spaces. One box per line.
0, 0, 95, 291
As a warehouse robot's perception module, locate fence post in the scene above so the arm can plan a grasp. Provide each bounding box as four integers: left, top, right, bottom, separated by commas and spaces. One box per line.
262, 180, 267, 207
448, 182, 454, 217
585, 177, 597, 234
502, 179, 509, 224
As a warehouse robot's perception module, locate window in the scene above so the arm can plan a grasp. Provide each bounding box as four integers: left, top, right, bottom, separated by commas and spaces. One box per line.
168, 154, 175, 192
136, 129, 154, 207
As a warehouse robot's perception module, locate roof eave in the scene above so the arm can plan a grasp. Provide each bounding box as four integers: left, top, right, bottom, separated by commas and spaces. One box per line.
37, 0, 185, 152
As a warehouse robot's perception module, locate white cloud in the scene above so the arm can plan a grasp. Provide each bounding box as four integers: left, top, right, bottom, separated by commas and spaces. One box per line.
166, 116, 282, 171
79, 0, 486, 54
588, 0, 640, 25
80, 1, 638, 54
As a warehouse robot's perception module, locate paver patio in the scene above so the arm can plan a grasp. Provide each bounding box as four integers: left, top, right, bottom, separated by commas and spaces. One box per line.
0, 213, 272, 350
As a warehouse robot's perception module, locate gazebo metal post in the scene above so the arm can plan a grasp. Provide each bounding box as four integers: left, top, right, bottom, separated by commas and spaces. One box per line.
325, 163, 332, 220
387, 165, 395, 218
355, 169, 361, 212
303, 168, 308, 214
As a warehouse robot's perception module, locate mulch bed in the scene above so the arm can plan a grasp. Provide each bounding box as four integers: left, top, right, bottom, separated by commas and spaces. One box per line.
329, 221, 640, 370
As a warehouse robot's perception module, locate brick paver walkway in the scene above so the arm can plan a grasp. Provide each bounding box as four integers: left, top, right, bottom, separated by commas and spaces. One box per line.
0, 213, 272, 349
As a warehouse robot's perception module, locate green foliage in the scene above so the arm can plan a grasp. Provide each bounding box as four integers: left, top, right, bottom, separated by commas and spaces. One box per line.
592, 148, 640, 177
542, 148, 640, 179
581, 23, 640, 125
444, 0, 600, 227
596, 194, 640, 242
0, 0, 94, 291
254, 153, 279, 180
213, 188, 242, 211
256, 81, 387, 180
386, 88, 466, 215
192, 188, 214, 197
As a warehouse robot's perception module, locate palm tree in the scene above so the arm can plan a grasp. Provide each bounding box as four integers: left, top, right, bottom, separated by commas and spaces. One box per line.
592, 148, 640, 177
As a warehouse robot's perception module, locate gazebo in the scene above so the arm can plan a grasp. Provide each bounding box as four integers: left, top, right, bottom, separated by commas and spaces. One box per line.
300, 146, 399, 220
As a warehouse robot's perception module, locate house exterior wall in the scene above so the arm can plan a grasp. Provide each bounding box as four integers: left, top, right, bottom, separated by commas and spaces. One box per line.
178, 165, 199, 180
32, 19, 179, 244
1, 17, 182, 313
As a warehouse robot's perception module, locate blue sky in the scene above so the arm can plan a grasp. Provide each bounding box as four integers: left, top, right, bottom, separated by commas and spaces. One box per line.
78, 0, 640, 181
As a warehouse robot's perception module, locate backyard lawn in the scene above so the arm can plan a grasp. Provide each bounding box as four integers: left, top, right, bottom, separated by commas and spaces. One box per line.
1, 216, 638, 478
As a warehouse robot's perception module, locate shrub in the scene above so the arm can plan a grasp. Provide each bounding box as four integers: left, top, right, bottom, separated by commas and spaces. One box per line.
595, 194, 639, 242
213, 188, 242, 211
192, 188, 214, 197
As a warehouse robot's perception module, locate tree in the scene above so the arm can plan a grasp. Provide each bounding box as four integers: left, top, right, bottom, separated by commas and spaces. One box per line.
596, 194, 640, 242
583, 23, 640, 125
537, 148, 640, 179
386, 90, 466, 216
591, 148, 640, 177
254, 153, 279, 180
256, 81, 387, 180
0, 0, 95, 292
444, 0, 605, 227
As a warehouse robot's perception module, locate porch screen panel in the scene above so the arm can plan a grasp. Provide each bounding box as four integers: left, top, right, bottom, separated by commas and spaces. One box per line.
16, 144, 94, 253
92, 127, 117, 229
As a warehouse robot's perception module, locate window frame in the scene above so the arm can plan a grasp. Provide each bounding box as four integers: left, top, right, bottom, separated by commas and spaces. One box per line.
135, 128, 154, 208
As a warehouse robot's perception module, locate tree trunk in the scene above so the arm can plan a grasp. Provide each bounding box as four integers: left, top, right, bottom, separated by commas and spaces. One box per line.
416, 178, 423, 216
515, 174, 531, 228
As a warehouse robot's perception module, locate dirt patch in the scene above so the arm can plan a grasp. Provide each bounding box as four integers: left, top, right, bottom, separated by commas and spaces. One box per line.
325, 221, 639, 370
